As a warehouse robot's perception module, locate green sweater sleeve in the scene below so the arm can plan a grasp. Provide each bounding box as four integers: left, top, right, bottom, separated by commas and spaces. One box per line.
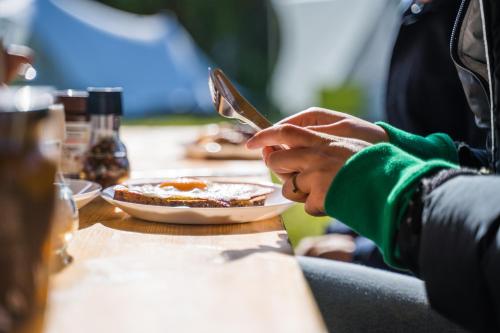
376, 122, 459, 164
324, 143, 458, 267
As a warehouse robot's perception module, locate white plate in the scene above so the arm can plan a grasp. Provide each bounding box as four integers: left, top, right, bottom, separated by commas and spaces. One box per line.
101, 180, 293, 224
68, 179, 102, 209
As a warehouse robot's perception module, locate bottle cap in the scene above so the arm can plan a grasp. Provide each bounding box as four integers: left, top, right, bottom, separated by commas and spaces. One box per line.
54, 90, 88, 119
87, 87, 123, 115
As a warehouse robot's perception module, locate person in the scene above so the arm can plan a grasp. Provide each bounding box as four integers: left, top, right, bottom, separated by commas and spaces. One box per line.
246, 0, 500, 331
298, 0, 487, 269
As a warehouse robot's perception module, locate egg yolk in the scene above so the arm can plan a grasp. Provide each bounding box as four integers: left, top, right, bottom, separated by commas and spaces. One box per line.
159, 178, 208, 191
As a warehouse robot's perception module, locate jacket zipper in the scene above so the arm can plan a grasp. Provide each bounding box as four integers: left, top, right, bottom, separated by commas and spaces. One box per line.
450, 0, 496, 167
478, 0, 498, 171
449, 0, 490, 105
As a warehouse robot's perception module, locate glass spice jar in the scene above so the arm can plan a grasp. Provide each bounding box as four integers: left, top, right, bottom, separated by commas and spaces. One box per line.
54, 90, 90, 179
40, 104, 79, 270
82, 87, 130, 188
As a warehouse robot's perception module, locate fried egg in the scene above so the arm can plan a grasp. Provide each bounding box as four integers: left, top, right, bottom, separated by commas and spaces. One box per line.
116, 178, 274, 203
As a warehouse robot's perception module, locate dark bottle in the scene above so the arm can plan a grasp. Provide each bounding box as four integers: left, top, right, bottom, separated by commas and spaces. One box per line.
82, 88, 130, 188
0, 87, 56, 333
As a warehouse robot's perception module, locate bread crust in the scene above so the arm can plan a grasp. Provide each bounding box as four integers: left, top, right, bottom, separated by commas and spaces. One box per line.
114, 187, 267, 208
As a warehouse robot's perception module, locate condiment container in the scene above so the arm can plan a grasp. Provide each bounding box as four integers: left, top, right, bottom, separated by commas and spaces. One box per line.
0, 87, 56, 333
40, 104, 79, 270
54, 90, 90, 179
82, 87, 130, 187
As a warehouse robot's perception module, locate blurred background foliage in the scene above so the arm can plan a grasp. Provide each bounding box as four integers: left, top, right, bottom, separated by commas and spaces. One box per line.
95, 0, 282, 121
319, 84, 365, 118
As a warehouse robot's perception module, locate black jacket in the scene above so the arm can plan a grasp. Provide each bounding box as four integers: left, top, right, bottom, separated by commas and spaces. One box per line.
387, 0, 486, 147
397, 0, 500, 331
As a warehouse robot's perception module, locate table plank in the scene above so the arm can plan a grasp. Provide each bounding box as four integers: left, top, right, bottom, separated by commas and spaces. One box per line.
44, 126, 327, 333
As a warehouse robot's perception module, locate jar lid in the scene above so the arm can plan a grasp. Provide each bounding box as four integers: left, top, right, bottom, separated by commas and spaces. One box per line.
54, 90, 88, 116
87, 87, 123, 115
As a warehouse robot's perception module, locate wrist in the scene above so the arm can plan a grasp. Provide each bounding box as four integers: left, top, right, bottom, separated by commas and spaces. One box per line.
375, 124, 389, 143
375, 122, 459, 163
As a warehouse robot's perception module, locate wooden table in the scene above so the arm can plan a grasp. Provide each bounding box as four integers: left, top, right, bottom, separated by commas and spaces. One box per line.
44, 126, 327, 333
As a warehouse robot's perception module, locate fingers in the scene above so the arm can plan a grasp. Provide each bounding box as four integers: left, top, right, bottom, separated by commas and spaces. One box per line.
264, 147, 341, 214
262, 146, 291, 182
272, 170, 293, 183
247, 124, 327, 149
262, 146, 278, 162
277, 107, 349, 127
281, 172, 308, 203
281, 170, 328, 215
266, 147, 324, 174
304, 190, 327, 216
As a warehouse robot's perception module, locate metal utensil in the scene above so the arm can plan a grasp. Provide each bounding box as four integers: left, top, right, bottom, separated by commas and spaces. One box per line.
208, 67, 272, 131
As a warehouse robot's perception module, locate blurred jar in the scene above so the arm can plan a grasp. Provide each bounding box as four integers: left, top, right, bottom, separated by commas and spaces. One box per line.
82, 88, 130, 188
54, 90, 90, 179
51, 174, 78, 269
40, 104, 79, 270
0, 87, 55, 333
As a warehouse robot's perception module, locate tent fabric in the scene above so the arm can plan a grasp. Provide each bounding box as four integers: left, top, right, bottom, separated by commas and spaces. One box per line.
30, 0, 213, 116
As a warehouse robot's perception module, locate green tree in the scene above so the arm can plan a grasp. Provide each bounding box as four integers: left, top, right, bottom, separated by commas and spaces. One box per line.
95, 0, 281, 120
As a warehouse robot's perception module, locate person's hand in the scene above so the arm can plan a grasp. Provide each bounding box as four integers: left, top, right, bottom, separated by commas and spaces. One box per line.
246, 124, 371, 216
279, 107, 389, 144
1, 44, 33, 84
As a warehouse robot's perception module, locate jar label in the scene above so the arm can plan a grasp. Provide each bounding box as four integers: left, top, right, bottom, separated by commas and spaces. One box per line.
62, 122, 91, 176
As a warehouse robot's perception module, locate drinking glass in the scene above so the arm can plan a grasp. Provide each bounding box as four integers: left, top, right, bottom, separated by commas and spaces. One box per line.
41, 104, 79, 270
0, 87, 56, 333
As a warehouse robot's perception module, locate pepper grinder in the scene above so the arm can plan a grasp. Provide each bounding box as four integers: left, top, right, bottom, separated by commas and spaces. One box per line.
82, 87, 130, 188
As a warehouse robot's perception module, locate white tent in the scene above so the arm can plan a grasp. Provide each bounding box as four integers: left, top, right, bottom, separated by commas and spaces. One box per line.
270, 0, 401, 118
28, 0, 213, 116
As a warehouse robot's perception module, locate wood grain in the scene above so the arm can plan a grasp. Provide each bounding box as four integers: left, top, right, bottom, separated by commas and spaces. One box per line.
43, 126, 327, 333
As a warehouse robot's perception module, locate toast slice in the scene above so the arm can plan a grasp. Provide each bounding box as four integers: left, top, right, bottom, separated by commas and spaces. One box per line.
113, 179, 272, 208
